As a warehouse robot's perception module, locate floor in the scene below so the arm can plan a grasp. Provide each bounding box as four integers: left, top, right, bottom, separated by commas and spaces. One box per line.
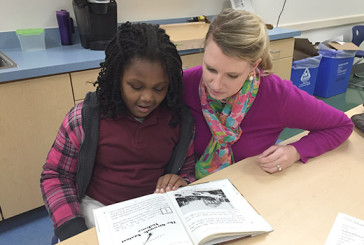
0, 74, 363, 245
0, 206, 53, 245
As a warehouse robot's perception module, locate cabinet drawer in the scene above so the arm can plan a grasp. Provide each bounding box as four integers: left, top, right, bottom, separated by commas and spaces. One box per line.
271, 56, 293, 80
270, 38, 294, 60
181, 52, 203, 69
70, 69, 100, 101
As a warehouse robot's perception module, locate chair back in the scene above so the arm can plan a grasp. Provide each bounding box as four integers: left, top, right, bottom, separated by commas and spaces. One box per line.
352, 25, 364, 47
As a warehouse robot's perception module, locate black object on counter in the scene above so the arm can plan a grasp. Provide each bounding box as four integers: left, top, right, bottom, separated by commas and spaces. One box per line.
351, 103, 364, 134
73, 0, 117, 50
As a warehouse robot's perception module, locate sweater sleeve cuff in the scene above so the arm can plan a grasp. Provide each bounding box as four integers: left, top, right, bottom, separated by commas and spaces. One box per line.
289, 142, 308, 163
55, 217, 88, 241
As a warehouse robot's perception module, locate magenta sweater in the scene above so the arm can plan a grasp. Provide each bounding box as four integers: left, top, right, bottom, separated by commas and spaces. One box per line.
183, 66, 354, 163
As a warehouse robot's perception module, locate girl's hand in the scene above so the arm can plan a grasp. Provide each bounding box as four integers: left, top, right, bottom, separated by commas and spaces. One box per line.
154, 174, 187, 193
256, 145, 301, 173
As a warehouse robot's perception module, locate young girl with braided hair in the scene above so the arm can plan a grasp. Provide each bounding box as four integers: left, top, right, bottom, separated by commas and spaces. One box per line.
41, 22, 196, 241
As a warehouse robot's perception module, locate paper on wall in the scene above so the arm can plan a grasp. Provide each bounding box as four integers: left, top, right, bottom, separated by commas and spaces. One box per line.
230, 0, 255, 13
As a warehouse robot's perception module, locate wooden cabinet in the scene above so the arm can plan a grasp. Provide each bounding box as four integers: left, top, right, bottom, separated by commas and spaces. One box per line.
70, 69, 100, 103
270, 38, 295, 80
0, 74, 74, 219
181, 52, 204, 70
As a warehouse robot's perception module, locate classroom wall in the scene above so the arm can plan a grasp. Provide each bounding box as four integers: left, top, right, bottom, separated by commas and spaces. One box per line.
0, 0, 229, 31
1, 0, 363, 43
253, 0, 364, 43
254, 0, 364, 28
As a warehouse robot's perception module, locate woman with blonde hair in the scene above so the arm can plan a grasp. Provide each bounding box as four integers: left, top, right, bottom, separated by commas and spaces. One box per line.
183, 8, 353, 179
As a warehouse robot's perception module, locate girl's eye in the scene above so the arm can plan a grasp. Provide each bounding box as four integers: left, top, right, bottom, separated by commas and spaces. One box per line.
130, 84, 142, 90
154, 86, 167, 92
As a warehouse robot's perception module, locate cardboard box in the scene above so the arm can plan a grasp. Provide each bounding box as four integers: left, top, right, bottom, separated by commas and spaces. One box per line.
292, 38, 320, 60
290, 38, 322, 95
314, 41, 359, 98
327, 41, 361, 51
161, 22, 209, 51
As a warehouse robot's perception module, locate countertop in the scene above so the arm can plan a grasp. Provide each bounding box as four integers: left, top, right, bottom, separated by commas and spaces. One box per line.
0, 26, 300, 83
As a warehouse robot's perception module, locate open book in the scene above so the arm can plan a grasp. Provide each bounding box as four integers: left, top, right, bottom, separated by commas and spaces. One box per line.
93, 178, 273, 245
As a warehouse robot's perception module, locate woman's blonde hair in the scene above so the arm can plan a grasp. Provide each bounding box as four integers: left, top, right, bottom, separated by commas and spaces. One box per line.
205, 8, 272, 72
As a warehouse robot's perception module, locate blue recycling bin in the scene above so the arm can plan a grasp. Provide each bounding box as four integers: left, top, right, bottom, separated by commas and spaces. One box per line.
291, 55, 322, 95
314, 46, 356, 98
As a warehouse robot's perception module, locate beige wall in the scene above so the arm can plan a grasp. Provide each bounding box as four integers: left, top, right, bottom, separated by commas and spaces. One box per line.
0, 0, 229, 31
1, 0, 364, 29
1, 0, 364, 43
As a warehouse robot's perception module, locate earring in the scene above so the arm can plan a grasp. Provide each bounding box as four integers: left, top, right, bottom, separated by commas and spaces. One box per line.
248, 72, 254, 81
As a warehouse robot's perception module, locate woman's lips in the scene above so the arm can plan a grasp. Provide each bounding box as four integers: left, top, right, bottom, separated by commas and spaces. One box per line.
208, 88, 224, 97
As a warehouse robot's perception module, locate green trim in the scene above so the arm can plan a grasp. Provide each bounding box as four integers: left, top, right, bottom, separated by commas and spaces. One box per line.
16, 28, 44, 36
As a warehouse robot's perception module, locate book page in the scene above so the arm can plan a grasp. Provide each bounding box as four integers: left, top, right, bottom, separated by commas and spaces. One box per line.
93, 193, 192, 245
167, 179, 273, 245
324, 212, 364, 245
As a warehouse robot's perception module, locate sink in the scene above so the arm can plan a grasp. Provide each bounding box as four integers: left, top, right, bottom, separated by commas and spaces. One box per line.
0, 52, 17, 69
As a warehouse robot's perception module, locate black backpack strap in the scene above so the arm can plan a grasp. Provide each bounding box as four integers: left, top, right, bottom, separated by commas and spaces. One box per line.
166, 106, 195, 174
77, 92, 100, 198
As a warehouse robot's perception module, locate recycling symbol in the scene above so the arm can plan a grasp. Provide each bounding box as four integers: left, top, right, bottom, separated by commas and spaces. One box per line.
300, 68, 311, 87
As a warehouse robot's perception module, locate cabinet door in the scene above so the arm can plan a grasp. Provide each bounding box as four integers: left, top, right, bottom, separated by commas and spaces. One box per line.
181, 52, 204, 70
70, 69, 100, 103
0, 74, 74, 218
270, 38, 294, 80
271, 57, 293, 81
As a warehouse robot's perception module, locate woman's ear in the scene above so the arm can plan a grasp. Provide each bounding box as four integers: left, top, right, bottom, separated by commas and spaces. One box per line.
252, 58, 262, 70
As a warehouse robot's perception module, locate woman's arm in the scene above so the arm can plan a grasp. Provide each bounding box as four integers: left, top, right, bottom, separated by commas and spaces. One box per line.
256, 77, 353, 172
282, 86, 353, 162
273, 79, 354, 163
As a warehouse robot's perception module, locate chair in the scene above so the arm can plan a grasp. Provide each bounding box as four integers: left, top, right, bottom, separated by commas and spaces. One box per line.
351, 25, 364, 79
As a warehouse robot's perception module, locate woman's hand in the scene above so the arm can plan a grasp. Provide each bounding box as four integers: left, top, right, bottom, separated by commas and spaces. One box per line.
154, 174, 187, 193
256, 145, 301, 173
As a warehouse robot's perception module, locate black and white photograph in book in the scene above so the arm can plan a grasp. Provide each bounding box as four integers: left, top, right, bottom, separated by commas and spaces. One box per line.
174, 189, 233, 214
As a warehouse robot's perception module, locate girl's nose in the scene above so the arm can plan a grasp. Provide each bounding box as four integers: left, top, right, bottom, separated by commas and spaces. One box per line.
140, 90, 153, 102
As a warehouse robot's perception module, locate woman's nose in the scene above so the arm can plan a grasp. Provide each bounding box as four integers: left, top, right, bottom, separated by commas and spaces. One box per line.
209, 75, 223, 91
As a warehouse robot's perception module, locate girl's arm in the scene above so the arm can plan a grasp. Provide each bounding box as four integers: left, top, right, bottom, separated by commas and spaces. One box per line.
154, 137, 197, 193
40, 103, 87, 241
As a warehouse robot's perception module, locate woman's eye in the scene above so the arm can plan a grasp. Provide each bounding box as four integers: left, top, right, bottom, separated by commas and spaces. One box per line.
228, 74, 238, 79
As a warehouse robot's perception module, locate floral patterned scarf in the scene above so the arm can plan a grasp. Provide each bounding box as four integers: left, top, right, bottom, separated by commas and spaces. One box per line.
195, 72, 260, 179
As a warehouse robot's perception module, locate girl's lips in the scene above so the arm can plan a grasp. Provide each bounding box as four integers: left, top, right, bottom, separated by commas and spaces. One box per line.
137, 105, 151, 113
